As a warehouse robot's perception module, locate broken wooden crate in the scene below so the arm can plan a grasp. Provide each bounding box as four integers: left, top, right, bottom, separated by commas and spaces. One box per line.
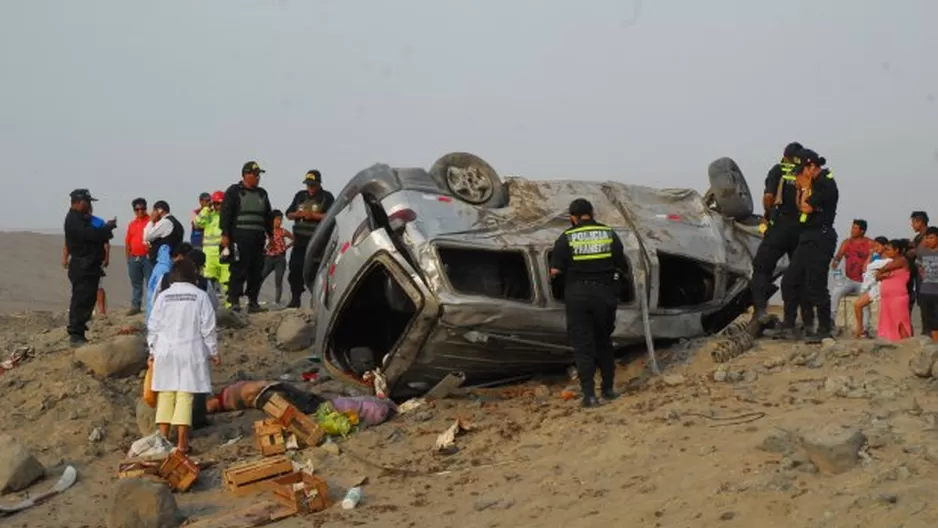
270, 472, 332, 514
158, 449, 200, 492
223, 456, 294, 497
261, 393, 325, 448
253, 419, 287, 456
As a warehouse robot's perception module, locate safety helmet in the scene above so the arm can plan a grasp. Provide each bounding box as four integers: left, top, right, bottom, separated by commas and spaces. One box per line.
211, 191, 225, 203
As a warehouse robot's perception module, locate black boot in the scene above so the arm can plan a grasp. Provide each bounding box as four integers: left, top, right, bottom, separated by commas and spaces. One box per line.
247, 302, 267, 314
286, 294, 301, 309
601, 389, 619, 401
581, 396, 602, 408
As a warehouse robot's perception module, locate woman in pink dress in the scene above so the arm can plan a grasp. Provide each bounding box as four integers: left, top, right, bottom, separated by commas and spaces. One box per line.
875, 240, 912, 341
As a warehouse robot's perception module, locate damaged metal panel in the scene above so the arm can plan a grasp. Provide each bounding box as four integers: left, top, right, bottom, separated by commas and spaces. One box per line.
305, 153, 777, 399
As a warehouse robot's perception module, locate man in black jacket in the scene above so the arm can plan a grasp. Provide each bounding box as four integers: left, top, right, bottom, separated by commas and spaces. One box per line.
285, 169, 335, 308
219, 161, 274, 313
63, 189, 116, 345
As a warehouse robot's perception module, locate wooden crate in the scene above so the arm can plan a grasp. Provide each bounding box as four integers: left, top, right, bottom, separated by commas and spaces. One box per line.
223, 456, 295, 497
158, 450, 200, 492
253, 419, 286, 457
261, 393, 325, 448
270, 472, 332, 514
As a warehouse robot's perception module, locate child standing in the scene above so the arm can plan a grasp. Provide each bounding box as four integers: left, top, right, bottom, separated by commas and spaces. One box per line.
916, 226, 938, 342
261, 210, 294, 305
147, 258, 219, 453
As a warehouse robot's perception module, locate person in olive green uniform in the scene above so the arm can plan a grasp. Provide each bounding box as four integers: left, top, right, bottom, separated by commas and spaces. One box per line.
285, 170, 335, 308
219, 161, 274, 313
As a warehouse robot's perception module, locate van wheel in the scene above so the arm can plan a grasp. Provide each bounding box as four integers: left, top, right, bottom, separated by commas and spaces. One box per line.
430, 152, 509, 208
707, 157, 754, 221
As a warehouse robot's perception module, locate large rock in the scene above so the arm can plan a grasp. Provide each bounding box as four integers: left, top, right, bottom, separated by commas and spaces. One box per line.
216, 308, 247, 329
75, 335, 148, 378
106, 478, 183, 528
0, 435, 45, 493
910, 344, 938, 378
136, 398, 157, 437
276, 314, 315, 352
800, 426, 867, 474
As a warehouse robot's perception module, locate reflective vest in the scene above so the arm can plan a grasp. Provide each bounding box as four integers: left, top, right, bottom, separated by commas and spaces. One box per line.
235, 189, 268, 232
293, 194, 326, 237
196, 208, 223, 256
799, 170, 835, 224
565, 225, 614, 261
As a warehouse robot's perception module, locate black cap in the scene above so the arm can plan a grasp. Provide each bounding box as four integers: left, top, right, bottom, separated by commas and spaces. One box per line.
242, 161, 265, 175
198, 192, 211, 201
303, 170, 322, 184
794, 149, 826, 173
568, 198, 594, 217
70, 189, 98, 202
154, 200, 170, 212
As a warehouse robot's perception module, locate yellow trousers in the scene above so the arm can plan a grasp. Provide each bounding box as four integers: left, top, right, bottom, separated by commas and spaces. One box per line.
204, 254, 230, 286
155, 391, 195, 427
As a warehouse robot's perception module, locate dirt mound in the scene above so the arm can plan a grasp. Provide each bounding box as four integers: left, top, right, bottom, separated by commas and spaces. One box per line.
3, 306, 938, 527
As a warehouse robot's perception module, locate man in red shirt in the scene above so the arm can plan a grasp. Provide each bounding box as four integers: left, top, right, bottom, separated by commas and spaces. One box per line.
829, 219, 874, 333
125, 197, 152, 315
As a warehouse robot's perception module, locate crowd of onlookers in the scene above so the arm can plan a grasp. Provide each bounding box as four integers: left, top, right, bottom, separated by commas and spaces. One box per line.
829, 211, 938, 342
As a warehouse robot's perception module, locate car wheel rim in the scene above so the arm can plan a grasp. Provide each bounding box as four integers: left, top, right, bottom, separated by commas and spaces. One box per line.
445, 166, 494, 204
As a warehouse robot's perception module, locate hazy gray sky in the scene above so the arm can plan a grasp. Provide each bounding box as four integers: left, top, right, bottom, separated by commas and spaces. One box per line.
1, 1, 935, 239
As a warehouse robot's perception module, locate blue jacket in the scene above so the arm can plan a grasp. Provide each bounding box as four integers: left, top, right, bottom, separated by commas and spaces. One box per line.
146, 245, 172, 323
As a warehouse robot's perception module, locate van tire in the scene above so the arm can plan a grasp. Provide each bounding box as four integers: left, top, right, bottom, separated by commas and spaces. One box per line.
707, 157, 753, 221
430, 152, 509, 208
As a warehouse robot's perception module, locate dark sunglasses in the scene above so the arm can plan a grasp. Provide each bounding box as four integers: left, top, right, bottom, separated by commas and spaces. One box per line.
134, 206, 147, 211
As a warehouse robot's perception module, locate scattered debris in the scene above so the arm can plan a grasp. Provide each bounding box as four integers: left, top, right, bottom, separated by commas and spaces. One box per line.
0, 466, 77, 515
435, 419, 474, 452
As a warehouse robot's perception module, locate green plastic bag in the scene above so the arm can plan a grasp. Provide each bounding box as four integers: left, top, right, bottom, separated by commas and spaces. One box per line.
314, 402, 353, 437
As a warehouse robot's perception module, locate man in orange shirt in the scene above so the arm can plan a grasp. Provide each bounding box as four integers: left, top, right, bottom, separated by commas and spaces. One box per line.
125, 198, 152, 315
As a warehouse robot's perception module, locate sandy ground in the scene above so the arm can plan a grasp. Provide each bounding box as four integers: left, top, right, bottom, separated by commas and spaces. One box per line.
3, 232, 938, 528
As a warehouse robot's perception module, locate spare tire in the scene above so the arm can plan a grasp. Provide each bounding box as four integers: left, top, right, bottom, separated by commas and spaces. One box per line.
707, 157, 753, 221
429, 152, 509, 208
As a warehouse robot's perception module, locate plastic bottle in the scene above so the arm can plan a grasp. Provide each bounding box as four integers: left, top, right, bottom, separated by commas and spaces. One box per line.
341, 487, 363, 510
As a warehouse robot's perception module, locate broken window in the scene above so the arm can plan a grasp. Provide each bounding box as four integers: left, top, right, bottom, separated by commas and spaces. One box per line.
437, 247, 532, 302
546, 251, 634, 304
656, 253, 715, 308
328, 262, 417, 376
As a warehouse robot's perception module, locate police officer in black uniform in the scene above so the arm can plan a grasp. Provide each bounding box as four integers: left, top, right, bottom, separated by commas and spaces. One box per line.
781, 149, 839, 343
285, 170, 335, 308
549, 198, 628, 408
63, 189, 116, 346
751, 142, 803, 323
219, 161, 274, 313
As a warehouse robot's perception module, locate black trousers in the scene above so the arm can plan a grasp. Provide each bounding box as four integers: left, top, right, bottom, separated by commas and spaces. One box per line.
782, 227, 838, 330
288, 235, 311, 298
67, 263, 102, 339
261, 254, 287, 304
565, 282, 618, 396
228, 231, 266, 305
751, 219, 801, 313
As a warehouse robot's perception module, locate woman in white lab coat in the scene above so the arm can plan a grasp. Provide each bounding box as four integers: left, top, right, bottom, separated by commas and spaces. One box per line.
147, 258, 220, 453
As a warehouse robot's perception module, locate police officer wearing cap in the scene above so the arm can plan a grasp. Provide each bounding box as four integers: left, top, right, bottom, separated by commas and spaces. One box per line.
780, 148, 839, 342
285, 170, 335, 308
549, 198, 628, 408
219, 161, 274, 313
751, 142, 812, 328
64, 189, 117, 346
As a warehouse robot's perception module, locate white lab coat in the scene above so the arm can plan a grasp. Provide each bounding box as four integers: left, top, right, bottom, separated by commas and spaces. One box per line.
147, 281, 218, 393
